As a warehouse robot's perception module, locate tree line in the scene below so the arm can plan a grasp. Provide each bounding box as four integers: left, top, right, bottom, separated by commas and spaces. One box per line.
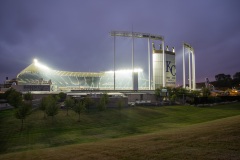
155, 87, 211, 104
213, 72, 240, 89
2, 89, 112, 131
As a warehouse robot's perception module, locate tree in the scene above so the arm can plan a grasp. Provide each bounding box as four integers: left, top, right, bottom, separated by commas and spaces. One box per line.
169, 94, 177, 103
117, 99, 124, 110
190, 90, 201, 97
45, 96, 59, 122
215, 73, 232, 81
155, 87, 170, 101
24, 92, 33, 105
98, 93, 109, 111
15, 102, 31, 130
232, 72, 240, 88
64, 97, 74, 116
39, 96, 48, 118
166, 87, 176, 103
3, 88, 14, 99
5, 88, 23, 108
73, 100, 86, 122
155, 88, 161, 98
102, 93, 109, 104
83, 95, 94, 113
176, 88, 188, 96
233, 72, 240, 80
214, 73, 232, 88
156, 87, 189, 104
58, 92, 67, 102
202, 87, 211, 97
24, 92, 33, 101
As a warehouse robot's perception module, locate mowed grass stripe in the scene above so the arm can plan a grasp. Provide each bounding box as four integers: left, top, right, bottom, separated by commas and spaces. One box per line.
0, 103, 240, 154
1, 115, 240, 160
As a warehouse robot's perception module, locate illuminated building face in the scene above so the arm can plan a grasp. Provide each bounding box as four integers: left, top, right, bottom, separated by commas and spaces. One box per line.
105, 68, 143, 73
152, 45, 176, 89
33, 59, 50, 71
152, 52, 163, 89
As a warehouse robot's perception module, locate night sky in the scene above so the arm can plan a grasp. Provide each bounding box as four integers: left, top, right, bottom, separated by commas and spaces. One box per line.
0, 0, 240, 85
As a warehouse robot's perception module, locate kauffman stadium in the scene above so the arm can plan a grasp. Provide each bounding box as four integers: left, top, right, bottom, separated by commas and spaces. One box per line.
15, 31, 178, 92
16, 59, 149, 91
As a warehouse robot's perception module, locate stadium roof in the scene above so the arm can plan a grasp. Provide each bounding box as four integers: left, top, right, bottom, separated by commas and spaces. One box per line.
17, 62, 104, 78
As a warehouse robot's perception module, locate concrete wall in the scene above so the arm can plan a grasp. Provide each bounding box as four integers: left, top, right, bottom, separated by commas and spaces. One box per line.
12, 85, 50, 92
125, 93, 157, 103
29, 92, 157, 108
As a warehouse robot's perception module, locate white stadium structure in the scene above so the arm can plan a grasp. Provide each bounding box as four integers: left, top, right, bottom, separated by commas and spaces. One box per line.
4, 31, 196, 92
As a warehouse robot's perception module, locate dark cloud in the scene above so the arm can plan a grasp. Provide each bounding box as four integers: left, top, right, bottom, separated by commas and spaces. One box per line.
0, 0, 240, 84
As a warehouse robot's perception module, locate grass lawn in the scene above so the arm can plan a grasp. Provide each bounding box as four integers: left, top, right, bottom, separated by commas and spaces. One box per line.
0, 102, 240, 159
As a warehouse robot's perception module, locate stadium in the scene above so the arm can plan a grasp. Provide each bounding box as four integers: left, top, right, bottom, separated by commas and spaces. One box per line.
13, 31, 178, 92
2, 31, 197, 93
0, 31, 198, 107
16, 59, 149, 91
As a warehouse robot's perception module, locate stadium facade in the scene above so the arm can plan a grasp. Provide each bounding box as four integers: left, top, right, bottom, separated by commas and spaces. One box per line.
8, 31, 182, 92
16, 45, 176, 92
16, 60, 150, 91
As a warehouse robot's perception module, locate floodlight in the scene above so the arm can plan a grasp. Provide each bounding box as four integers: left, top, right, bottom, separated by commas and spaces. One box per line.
133, 68, 143, 73
166, 45, 169, 51
34, 60, 50, 70
159, 44, 162, 50
33, 58, 38, 63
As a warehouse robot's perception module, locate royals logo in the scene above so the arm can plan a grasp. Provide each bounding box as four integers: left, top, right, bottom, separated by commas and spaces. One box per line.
166, 61, 176, 76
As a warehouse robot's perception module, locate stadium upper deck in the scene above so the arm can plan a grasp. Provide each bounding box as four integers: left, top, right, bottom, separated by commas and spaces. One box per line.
16, 60, 148, 91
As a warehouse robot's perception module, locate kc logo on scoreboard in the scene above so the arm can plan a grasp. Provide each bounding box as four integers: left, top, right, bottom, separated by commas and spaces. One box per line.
166, 61, 176, 76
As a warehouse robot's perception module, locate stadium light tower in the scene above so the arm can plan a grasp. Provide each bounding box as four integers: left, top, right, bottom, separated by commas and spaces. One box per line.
183, 43, 196, 90
110, 31, 164, 90
113, 34, 116, 90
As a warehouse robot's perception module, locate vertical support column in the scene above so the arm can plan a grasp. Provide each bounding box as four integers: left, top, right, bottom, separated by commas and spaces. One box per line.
192, 50, 196, 90
189, 52, 192, 90
148, 38, 151, 90
162, 40, 165, 87
183, 44, 185, 88
98, 77, 100, 89
113, 35, 116, 90
132, 31, 135, 90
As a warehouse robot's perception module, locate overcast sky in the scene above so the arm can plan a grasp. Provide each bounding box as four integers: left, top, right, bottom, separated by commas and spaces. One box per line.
0, 0, 240, 85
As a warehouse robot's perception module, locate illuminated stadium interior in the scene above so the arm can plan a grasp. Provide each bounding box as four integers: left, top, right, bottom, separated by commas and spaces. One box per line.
17, 59, 149, 91
16, 31, 178, 91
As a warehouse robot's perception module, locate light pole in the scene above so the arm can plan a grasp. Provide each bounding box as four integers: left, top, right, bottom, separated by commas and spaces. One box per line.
148, 38, 151, 90
113, 34, 116, 90
132, 28, 135, 90
162, 40, 165, 87
183, 43, 196, 90
183, 44, 186, 88
110, 31, 164, 90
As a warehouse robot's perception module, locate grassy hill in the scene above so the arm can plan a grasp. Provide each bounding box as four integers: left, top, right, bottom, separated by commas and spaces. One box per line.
0, 103, 240, 159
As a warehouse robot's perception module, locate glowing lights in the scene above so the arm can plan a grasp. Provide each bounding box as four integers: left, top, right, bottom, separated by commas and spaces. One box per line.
33, 59, 50, 70
33, 58, 38, 63
106, 68, 143, 73
133, 68, 143, 72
